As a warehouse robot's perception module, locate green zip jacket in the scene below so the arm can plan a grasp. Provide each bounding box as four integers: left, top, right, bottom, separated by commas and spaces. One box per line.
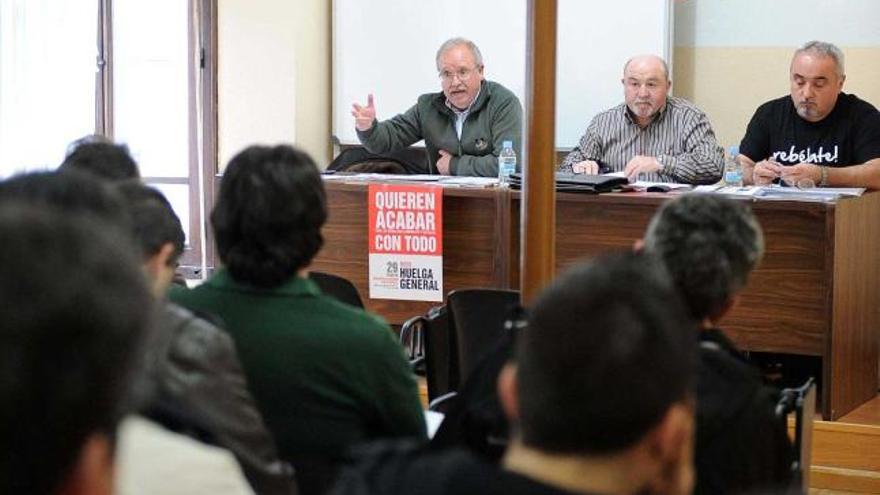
170, 271, 426, 464
357, 80, 523, 177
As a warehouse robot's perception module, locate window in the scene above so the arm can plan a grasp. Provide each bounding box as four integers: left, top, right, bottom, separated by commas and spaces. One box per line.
0, 0, 217, 274
0, 0, 97, 173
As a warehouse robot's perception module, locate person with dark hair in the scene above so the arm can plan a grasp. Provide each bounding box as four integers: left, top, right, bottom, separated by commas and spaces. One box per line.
0, 171, 262, 494
642, 194, 794, 495
0, 204, 153, 495
115, 181, 298, 495
172, 144, 425, 494
60, 135, 141, 181
0, 169, 132, 230
332, 253, 697, 495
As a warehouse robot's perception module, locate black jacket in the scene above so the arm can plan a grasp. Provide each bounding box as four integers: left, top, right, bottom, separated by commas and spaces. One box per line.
331, 441, 585, 495
694, 328, 794, 495
142, 302, 298, 495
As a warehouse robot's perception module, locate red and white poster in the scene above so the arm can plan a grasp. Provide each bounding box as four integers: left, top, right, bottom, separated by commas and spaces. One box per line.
368, 183, 443, 302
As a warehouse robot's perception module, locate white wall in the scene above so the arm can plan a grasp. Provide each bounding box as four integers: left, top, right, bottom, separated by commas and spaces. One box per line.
218, 0, 298, 169
673, 0, 880, 149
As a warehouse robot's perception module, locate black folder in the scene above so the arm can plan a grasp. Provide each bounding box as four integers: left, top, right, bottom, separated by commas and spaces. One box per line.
508, 172, 629, 194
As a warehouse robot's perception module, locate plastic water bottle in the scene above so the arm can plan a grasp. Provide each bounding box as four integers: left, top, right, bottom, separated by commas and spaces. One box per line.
498, 140, 516, 185
724, 145, 743, 187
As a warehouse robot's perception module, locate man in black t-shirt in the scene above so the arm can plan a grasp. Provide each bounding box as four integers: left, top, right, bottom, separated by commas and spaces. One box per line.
740, 40, 880, 189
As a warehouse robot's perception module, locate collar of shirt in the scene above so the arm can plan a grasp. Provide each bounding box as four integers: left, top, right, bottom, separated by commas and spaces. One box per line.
205, 268, 321, 297
623, 98, 671, 128
446, 85, 482, 139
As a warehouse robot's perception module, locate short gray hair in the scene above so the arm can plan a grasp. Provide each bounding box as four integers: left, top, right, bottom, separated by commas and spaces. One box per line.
643, 194, 764, 320
795, 40, 845, 76
435, 37, 483, 71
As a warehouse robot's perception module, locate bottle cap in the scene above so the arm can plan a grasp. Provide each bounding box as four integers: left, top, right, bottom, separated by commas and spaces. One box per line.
503, 140, 513, 148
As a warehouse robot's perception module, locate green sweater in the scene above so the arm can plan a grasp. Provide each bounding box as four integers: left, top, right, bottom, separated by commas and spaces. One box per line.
357, 80, 523, 177
170, 271, 426, 462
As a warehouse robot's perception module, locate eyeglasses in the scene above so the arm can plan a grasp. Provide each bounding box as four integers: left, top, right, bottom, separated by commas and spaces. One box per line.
439, 67, 479, 83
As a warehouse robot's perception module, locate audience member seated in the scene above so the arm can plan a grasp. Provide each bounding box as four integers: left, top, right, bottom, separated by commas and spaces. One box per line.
171, 145, 426, 494
60, 134, 141, 181
0, 202, 152, 495
559, 55, 723, 184
0, 170, 268, 494
641, 194, 794, 494
116, 181, 297, 495
332, 253, 697, 495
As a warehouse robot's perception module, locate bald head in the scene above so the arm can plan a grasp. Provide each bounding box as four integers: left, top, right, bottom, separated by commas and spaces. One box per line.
623, 55, 669, 81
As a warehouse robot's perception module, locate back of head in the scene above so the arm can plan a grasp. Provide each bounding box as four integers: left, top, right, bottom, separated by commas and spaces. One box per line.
0, 170, 132, 234
643, 194, 764, 321
0, 204, 153, 494
517, 253, 696, 454
212, 144, 327, 288
60, 136, 140, 181
115, 180, 186, 263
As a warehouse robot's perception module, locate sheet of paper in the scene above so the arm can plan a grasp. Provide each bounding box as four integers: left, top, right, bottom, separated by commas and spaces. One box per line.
424, 410, 444, 439
438, 177, 499, 187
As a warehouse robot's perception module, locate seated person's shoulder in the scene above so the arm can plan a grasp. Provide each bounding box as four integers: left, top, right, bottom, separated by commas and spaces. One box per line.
314, 295, 395, 341
844, 93, 880, 118
161, 302, 233, 355
333, 441, 493, 495
667, 96, 711, 120
486, 80, 518, 100
697, 337, 779, 432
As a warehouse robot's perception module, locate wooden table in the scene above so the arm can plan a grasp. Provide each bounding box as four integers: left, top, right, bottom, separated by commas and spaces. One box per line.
313, 180, 880, 419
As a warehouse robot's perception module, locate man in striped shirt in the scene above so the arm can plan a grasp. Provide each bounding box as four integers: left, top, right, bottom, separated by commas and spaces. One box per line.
559, 55, 723, 184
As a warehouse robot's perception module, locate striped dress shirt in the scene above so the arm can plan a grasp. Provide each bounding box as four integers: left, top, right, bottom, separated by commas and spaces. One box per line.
559, 96, 724, 184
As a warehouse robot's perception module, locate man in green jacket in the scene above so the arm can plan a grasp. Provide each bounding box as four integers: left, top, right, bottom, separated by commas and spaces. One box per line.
352, 37, 523, 177
172, 145, 426, 495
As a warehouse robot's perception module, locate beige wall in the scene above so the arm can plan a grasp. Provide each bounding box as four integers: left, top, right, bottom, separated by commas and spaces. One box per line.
673, 46, 880, 150
217, 0, 330, 170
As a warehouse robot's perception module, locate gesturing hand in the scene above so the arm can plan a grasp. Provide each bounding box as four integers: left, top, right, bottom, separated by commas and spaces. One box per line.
351, 94, 377, 131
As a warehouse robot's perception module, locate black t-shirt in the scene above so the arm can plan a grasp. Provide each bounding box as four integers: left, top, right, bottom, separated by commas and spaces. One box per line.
739, 93, 880, 167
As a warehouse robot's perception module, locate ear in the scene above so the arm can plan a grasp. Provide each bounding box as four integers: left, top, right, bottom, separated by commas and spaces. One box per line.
144, 243, 176, 278
144, 243, 177, 295
497, 363, 520, 423
644, 402, 695, 495
838, 73, 846, 88
633, 238, 645, 253
56, 433, 115, 495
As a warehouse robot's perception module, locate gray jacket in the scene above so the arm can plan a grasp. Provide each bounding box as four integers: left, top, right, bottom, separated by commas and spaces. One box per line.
357, 80, 523, 177
144, 303, 298, 495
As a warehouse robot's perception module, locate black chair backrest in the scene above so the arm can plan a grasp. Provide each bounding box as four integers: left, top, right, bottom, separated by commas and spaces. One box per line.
776, 377, 816, 493
309, 271, 364, 308
399, 305, 457, 403
447, 289, 520, 385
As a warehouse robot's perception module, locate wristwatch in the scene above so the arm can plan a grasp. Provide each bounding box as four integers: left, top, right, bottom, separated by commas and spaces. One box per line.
819, 166, 828, 187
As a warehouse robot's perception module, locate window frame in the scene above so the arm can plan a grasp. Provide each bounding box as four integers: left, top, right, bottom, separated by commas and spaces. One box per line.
96, 0, 218, 276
